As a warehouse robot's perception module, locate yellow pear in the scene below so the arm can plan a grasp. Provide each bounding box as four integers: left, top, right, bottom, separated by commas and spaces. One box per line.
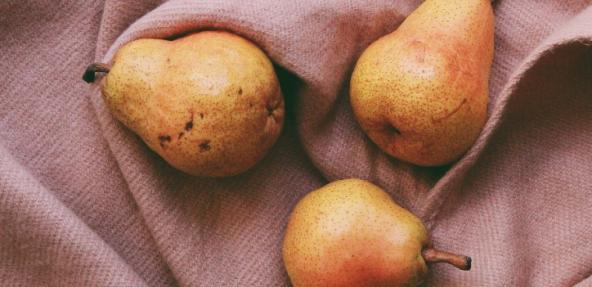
283, 179, 470, 287
350, 0, 495, 166
83, 31, 284, 177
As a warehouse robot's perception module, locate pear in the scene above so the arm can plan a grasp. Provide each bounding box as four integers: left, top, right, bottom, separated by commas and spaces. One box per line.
283, 179, 470, 287
350, 0, 495, 166
83, 31, 284, 177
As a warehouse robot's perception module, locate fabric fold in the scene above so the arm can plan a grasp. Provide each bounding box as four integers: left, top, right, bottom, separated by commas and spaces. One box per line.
0, 145, 148, 286
1, 0, 591, 286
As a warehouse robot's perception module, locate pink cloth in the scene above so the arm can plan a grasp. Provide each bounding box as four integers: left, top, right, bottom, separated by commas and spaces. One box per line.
1, 0, 591, 286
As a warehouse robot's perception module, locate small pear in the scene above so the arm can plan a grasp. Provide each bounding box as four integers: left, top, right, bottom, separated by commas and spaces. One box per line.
83, 31, 284, 177
283, 179, 470, 287
350, 0, 495, 166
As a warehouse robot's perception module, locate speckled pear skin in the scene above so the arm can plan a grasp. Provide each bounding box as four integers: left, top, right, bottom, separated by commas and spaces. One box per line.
283, 179, 430, 287
101, 31, 284, 177
350, 0, 494, 166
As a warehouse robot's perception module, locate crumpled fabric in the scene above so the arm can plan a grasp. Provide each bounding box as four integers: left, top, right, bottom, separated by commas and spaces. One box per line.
1, 0, 591, 286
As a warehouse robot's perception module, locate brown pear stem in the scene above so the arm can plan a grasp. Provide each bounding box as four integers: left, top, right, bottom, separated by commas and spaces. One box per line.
422, 248, 472, 271
82, 63, 110, 83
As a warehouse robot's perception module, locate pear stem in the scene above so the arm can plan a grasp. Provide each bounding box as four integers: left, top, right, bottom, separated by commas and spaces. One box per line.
422, 248, 472, 271
82, 63, 110, 83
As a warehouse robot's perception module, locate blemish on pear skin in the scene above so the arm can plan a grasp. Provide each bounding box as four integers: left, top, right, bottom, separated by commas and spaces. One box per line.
238, 88, 243, 95
178, 132, 184, 140
199, 140, 211, 152
158, 135, 172, 148
432, 98, 467, 123
185, 111, 195, 131
185, 121, 193, 131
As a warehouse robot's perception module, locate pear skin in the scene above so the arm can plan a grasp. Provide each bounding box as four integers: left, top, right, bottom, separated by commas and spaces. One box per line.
282, 179, 470, 287
84, 31, 284, 177
350, 0, 495, 166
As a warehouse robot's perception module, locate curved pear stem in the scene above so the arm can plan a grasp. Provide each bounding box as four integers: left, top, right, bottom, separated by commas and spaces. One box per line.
82, 63, 110, 83
422, 248, 472, 271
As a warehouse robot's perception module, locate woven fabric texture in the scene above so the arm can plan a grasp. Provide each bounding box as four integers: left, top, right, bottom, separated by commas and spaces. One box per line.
1, 0, 591, 286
